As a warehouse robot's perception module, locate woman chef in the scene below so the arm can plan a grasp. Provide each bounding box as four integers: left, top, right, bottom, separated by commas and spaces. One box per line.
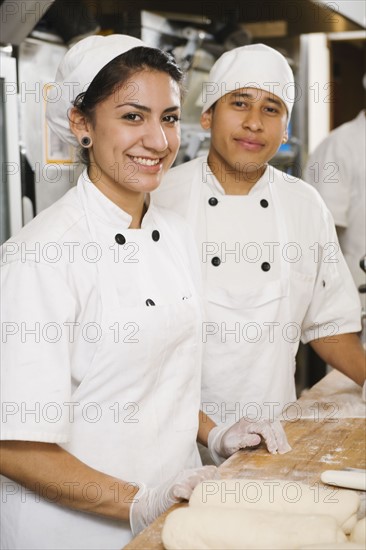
0, 35, 290, 549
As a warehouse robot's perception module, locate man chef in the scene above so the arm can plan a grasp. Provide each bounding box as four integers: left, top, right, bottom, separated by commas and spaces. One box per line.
153, 44, 366, 430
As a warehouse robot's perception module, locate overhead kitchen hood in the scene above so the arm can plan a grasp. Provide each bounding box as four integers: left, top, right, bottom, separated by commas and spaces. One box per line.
0, 0, 56, 46
0, 0, 100, 46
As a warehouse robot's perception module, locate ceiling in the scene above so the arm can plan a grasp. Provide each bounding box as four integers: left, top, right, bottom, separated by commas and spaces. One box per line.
86, 0, 365, 35
1, 0, 364, 49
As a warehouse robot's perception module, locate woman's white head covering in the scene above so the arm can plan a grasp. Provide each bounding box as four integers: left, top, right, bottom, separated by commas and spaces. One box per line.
46, 34, 146, 146
201, 43, 295, 120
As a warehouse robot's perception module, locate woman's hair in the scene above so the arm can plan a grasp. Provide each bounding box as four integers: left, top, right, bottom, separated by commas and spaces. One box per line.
72, 46, 184, 164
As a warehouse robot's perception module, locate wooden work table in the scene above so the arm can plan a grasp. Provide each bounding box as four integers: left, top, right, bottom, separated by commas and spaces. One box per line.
124, 370, 366, 550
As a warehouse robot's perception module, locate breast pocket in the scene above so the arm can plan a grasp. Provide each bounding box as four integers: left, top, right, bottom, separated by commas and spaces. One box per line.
205, 277, 288, 310
202, 279, 290, 368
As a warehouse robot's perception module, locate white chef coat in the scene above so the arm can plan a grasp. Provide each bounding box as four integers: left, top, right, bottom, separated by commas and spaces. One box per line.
305, 110, 366, 309
153, 156, 361, 425
0, 170, 202, 549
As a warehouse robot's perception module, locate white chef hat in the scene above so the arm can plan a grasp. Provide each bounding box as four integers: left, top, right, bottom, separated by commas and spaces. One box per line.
46, 34, 146, 146
201, 43, 295, 119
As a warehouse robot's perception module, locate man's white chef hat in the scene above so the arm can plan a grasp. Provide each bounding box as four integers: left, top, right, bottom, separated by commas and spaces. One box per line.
46, 34, 146, 146
201, 43, 295, 119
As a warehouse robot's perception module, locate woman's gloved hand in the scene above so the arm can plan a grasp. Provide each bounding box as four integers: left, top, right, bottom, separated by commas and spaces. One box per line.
208, 417, 292, 465
129, 465, 218, 536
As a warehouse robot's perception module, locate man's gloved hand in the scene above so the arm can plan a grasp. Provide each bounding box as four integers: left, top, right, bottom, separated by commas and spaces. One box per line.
208, 417, 292, 465
129, 465, 217, 536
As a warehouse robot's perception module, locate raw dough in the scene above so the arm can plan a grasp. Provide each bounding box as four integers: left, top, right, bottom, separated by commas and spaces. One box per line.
189, 479, 360, 533
162, 506, 346, 550
321, 470, 366, 491
350, 517, 366, 544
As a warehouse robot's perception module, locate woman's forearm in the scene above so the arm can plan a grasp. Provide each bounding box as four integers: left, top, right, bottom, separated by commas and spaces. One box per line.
197, 410, 216, 447
0, 440, 138, 521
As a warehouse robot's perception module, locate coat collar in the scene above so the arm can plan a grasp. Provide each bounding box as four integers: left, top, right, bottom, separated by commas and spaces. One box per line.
79, 169, 155, 229
203, 157, 271, 196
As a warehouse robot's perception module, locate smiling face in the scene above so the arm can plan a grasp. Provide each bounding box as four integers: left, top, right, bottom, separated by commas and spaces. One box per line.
71, 69, 181, 206
201, 87, 288, 193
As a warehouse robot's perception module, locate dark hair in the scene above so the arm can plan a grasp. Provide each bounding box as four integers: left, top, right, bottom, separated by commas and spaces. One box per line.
73, 46, 184, 164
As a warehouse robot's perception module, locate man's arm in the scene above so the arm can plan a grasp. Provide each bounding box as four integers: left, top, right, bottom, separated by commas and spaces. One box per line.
0, 441, 137, 520
310, 332, 366, 386
197, 410, 291, 462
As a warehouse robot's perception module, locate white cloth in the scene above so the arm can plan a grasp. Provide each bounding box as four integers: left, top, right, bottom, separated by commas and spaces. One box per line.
153, 156, 361, 425
46, 34, 145, 146
305, 110, 366, 309
0, 170, 202, 549
201, 44, 295, 118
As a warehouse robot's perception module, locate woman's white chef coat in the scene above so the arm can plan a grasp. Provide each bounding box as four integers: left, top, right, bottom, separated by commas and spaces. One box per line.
305, 110, 366, 310
153, 156, 361, 425
0, 170, 202, 549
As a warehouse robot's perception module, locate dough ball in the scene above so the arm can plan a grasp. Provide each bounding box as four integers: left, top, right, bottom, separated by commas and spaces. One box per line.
189, 479, 360, 533
350, 517, 366, 544
162, 506, 347, 550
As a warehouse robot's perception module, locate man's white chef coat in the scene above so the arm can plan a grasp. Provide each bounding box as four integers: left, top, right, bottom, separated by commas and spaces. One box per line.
305, 110, 366, 310
0, 171, 202, 549
153, 156, 361, 425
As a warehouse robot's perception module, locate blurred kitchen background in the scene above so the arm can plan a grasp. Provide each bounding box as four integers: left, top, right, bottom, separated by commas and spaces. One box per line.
1, 0, 365, 391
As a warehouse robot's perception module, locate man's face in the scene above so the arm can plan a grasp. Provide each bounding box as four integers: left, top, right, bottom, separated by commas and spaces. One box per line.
201, 87, 288, 186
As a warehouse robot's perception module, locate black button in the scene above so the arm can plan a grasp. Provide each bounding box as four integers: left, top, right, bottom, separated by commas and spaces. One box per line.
322, 280, 326, 287
211, 257, 221, 267
145, 299, 155, 306
115, 233, 126, 245
260, 199, 269, 208
152, 230, 160, 242
208, 197, 218, 206
261, 262, 271, 272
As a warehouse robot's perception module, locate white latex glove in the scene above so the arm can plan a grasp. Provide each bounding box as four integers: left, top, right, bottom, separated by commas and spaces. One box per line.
129, 465, 217, 536
208, 417, 292, 465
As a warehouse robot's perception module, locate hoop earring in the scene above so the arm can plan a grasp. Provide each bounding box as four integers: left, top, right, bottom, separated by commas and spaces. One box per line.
81, 136, 92, 148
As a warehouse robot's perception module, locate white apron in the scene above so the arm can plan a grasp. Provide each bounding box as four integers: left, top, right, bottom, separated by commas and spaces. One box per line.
1, 176, 202, 550
154, 157, 361, 425
187, 166, 296, 425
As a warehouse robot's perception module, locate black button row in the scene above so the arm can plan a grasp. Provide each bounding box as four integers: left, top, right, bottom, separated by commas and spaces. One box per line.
208, 197, 269, 208
211, 258, 271, 271
115, 230, 160, 245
